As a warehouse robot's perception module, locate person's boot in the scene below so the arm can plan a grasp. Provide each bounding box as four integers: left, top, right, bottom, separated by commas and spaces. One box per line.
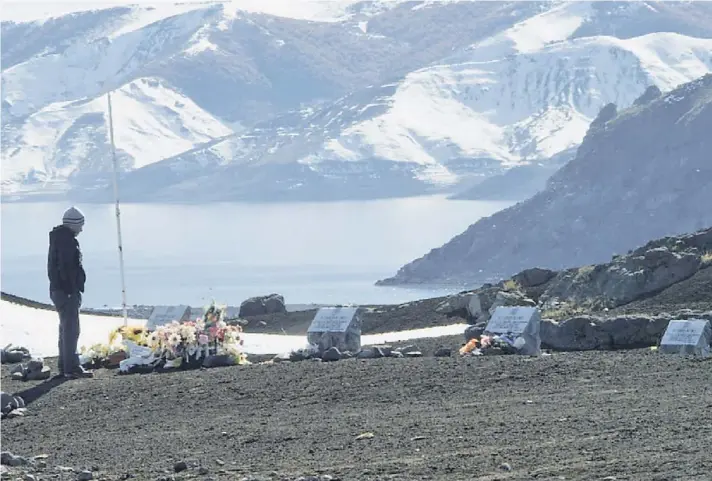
65, 366, 94, 379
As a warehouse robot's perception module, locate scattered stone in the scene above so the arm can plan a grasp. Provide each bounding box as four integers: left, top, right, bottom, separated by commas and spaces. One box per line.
202, 354, 237, 368
173, 461, 188, 473
24, 474, 36, 481
411, 436, 427, 441
434, 347, 451, 358
355, 432, 375, 440
1, 392, 26, 418
239, 294, 287, 317
321, 347, 342, 362
356, 348, 378, 359
0, 451, 29, 466
198, 467, 209, 475
77, 470, 94, 481
6, 408, 28, 418
499, 463, 512, 471
1, 345, 31, 364
215, 459, 225, 466
307, 307, 362, 354
397, 345, 420, 355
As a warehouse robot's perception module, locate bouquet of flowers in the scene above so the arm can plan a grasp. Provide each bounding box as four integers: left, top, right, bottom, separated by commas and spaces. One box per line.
202, 301, 248, 364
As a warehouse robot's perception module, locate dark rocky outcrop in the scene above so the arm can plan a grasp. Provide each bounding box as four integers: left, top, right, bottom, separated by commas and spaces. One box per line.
238, 294, 287, 317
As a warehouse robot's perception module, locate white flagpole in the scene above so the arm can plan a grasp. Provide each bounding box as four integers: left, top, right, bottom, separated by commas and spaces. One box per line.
107, 91, 129, 327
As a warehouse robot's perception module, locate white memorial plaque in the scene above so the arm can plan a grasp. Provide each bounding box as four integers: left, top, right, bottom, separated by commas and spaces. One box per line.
484, 306, 541, 356
661, 320, 708, 345
659, 319, 711, 357
307, 307, 362, 353
308, 307, 359, 333
147, 305, 192, 330
486, 306, 538, 335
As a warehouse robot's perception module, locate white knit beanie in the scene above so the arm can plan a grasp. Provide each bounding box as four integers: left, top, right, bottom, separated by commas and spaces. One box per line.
62, 206, 85, 227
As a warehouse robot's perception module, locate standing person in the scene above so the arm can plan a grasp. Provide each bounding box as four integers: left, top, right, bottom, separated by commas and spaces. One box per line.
47, 206, 93, 379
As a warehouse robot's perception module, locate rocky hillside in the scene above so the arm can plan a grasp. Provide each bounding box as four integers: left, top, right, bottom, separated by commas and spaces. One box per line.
378, 74, 712, 286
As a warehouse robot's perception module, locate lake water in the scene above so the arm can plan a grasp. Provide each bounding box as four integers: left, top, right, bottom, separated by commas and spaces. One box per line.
1, 197, 512, 308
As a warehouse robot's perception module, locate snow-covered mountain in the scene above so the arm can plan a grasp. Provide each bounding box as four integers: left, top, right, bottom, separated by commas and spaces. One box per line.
3, 1, 712, 202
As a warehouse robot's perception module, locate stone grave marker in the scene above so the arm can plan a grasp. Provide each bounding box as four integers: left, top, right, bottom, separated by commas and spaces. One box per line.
659, 319, 711, 357
484, 306, 542, 356
147, 305, 192, 330
307, 306, 362, 353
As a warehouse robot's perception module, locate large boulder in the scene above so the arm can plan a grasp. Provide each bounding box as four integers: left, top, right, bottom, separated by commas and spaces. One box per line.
540, 315, 670, 351
512, 268, 557, 288
238, 294, 287, 317
435, 291, 475, 318
467, 287, 536, 324
541, 247, 702, 309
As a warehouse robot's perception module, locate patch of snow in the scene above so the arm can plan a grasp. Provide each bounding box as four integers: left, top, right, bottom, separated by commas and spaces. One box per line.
1, 77, 233, 184
464, 1, 593, 61
332, 32, 712, 166
0, 299, 469, 357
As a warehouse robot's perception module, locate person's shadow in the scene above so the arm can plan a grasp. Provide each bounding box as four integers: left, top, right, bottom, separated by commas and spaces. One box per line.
14, 376, 68, 405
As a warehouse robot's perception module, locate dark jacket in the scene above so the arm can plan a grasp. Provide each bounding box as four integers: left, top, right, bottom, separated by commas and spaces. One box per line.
47, 225, 86, 294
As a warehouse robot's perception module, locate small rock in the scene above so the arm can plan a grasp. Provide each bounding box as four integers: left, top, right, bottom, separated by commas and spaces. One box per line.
77, 470, 94, 481
499, 463, 512, 471
198, 466, 209, 475
173, 461, 188, 473
24, 474, 36, 481
0, 451, 29, 466
355, 432, 375, 440
215, 459, 225, 466
434, 347, 452, 358
373, 345, 392, 357
397, 345, 421, 355
404, 351, 423, 358
11, 371, 25, 381
6, 407, 28, 418
356, 348, 378, 359
321, 347, 342, 362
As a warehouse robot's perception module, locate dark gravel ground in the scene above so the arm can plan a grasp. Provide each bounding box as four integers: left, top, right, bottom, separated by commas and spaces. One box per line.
2, 345, 712, 481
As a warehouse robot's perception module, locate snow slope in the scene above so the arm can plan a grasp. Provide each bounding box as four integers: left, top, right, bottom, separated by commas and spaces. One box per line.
156, 30, 712, 189
1, 77, 232, 192
0, 299, 468, 357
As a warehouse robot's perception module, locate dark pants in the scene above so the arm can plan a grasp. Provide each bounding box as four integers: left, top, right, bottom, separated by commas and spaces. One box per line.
50, 290, 82, 374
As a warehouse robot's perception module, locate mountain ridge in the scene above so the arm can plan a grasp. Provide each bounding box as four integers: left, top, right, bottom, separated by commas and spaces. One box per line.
3, 1, 712, 202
